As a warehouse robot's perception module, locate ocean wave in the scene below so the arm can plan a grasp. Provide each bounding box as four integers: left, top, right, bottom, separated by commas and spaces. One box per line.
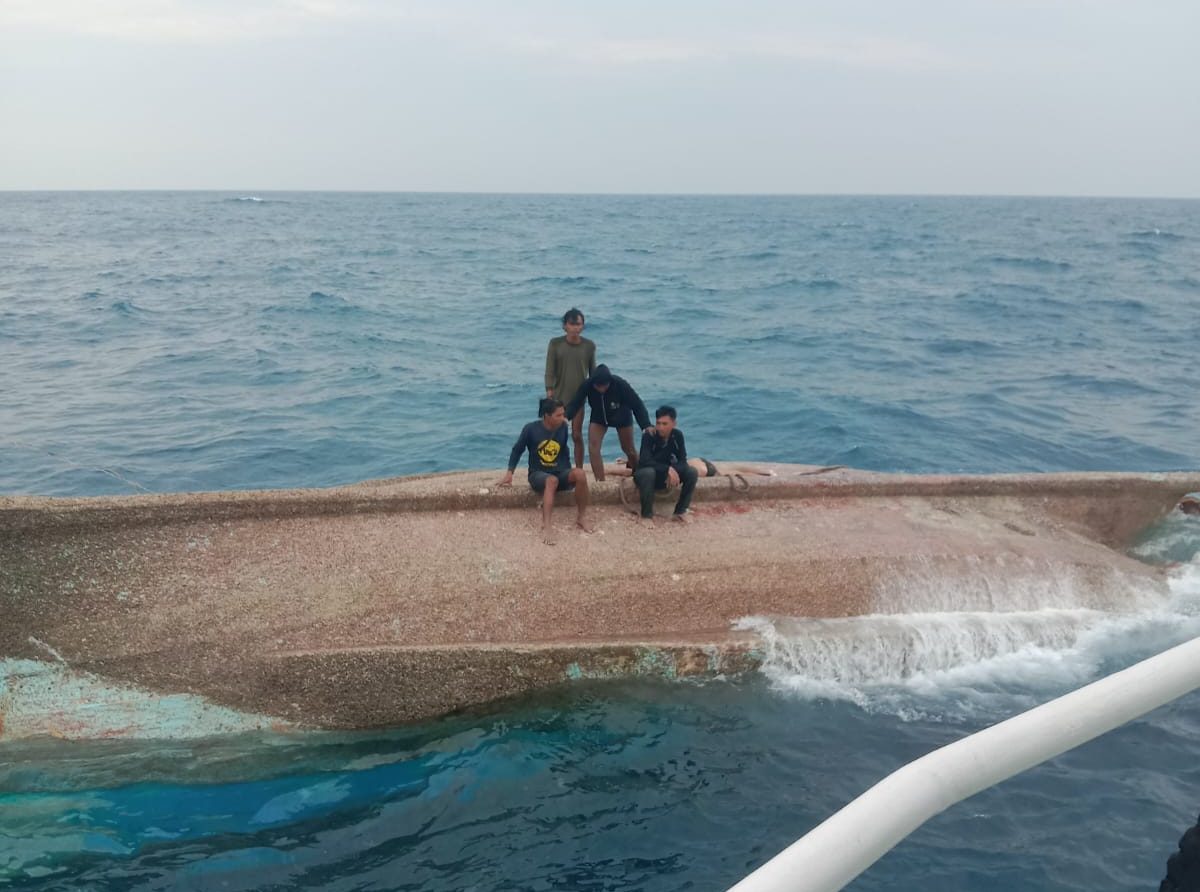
523, 275, 603, 289
647, 303, 728, 322
966, 282, 1053, 298
748, 276, 844, 293
105, 299, 150, 317
1129, 229, 1185, 241
970, 392, 1065, 427
141, 273, 212, 287
924, 337, 998, 356
985, 255, 1073, 272
1032, 372, 1162, 397
739, 331, 796, 345
802, 277, 842, 290
737, 558, 1200, 722
261, 292, 360, 316
1100, 296, 1149, 312
737, 609, 1106, 688
1131, 511, 1200, 565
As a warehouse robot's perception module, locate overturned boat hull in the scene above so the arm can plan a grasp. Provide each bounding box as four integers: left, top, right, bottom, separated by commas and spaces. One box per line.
2, 466, 1197, 740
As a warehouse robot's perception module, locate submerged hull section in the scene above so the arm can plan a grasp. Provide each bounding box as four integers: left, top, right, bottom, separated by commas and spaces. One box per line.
2, 467, 1197, 740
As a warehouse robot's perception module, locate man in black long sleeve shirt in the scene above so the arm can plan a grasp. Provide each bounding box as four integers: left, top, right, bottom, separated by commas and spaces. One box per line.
633, 405, 699, 523
497, 398, 592, 544
564, 364, 653, 483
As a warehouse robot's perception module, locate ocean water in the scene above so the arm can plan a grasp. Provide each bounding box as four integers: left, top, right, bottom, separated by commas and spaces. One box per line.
2, 192, 1200, 890
2, 192, 1199, 495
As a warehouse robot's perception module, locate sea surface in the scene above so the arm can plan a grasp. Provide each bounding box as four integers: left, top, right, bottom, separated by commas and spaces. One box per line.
2, 192, 1200, 890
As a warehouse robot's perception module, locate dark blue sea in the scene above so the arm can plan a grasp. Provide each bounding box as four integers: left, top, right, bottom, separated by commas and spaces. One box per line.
2, 192, 1200, 891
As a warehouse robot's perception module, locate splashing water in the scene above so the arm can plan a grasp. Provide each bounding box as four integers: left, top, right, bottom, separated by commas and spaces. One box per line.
738, 554, 1200, 722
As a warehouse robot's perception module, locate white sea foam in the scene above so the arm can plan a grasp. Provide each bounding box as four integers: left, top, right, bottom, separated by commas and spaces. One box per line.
738, 557, 1200, 721
1130, 510, 1200, 565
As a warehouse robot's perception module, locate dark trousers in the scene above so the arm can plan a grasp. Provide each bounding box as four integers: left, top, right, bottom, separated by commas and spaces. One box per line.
634, 464, 699, 518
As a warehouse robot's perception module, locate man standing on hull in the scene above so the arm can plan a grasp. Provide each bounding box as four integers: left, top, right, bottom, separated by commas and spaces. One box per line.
498, 398, 592, 545
565, 364, 653, 483
544, 308, 596, 469
634, 405, 699, 525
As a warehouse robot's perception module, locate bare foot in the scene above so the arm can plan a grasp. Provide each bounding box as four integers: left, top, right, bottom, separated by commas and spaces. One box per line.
576, 516, 594, 533
672, 512, 690, 525
639, 516, 656, 530
542, 526, 557, 545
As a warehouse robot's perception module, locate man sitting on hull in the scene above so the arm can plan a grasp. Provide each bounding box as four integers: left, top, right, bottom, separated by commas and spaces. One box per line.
565, 364, 653, 482
634, 405, 699, 525
498, 398, 592, 544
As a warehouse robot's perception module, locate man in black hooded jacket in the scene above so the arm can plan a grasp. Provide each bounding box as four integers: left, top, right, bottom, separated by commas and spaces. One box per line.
565, 364, 653, 482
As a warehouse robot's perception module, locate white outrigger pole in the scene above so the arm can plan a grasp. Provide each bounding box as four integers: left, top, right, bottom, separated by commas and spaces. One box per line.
728, 634, 1200, 892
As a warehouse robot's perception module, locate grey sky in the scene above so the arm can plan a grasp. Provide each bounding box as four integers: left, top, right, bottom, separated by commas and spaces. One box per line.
2, 0, 1197, 195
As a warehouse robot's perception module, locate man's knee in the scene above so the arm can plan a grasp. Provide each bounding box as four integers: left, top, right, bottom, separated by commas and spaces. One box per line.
681, 465, 699, 484
634, 467, 656, 488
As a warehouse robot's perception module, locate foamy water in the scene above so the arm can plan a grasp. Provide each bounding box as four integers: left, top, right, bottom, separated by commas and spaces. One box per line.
738, 551, 1200, 722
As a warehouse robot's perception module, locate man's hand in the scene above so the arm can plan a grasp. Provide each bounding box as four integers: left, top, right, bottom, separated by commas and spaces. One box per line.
667, 467, 680, 488
644, 426, 656, 437
496, 471, 514, 488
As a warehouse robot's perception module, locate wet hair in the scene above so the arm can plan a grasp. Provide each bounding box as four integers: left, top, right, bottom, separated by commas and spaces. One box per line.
562, 308, 585, 325
539, 397, 564, 417
655, 405, 677, 420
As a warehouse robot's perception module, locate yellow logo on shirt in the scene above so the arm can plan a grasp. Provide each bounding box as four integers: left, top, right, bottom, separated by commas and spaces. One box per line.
537, 439, 561, 467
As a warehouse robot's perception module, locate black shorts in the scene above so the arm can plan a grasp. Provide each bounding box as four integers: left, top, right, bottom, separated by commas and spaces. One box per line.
588, 410, 634, 430
701, 458, 718, 478
529, 469, 575, 493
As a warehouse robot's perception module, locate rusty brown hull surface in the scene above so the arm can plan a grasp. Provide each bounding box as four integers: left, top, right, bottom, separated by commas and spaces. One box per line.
2, 466, 1197, 737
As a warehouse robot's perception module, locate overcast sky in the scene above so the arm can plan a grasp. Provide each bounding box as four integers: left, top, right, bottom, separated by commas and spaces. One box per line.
2, 1, 1197, 195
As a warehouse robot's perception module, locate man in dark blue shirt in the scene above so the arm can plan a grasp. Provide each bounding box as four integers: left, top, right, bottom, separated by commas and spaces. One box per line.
565, 364, 653, 483
633, 405, 699, 524
498, 398, 592, 544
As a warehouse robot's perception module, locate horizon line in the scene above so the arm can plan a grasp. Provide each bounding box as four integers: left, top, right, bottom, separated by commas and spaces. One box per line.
2, 188, 1199, 201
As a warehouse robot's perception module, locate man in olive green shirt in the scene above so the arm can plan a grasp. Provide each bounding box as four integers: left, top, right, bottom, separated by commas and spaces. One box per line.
545, 307, 596, 468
